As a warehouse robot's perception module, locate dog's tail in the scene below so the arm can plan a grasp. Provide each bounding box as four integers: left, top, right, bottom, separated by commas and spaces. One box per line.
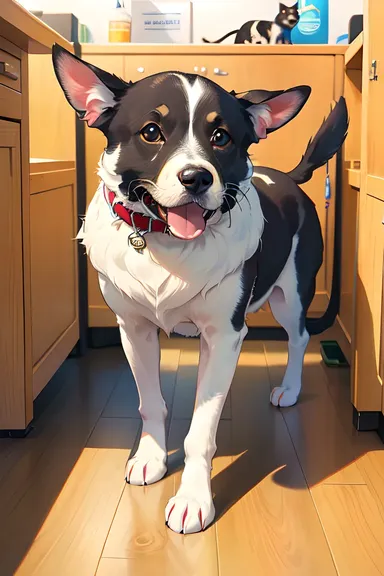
202, 30, 238, 43
289, 97, 349, 336
287, 97, 348, 185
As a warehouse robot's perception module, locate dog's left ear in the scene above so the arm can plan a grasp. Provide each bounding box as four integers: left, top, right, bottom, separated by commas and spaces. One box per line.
237, 86, 311, 140
52, 44, 130, 131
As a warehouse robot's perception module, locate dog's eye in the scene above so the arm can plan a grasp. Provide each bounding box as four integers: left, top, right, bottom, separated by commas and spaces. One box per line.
141, 123, 164, 143
211, 128, 231, 148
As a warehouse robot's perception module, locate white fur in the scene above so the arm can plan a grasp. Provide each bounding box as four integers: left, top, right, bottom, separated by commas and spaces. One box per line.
249, 21, 283, 44
253, 171, 275, 186
155, 74, 222, 207
86, 83, 115, 113
269, 236, 310, 407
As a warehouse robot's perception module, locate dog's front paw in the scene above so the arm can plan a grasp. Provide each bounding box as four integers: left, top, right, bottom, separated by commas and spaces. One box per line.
126, 456, 167, 485
270, 386, 299, 407
165, 492, 215, 534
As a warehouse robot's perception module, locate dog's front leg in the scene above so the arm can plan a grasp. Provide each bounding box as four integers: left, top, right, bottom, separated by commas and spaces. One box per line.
118, 315, 168, 485
165, 324, 248, 534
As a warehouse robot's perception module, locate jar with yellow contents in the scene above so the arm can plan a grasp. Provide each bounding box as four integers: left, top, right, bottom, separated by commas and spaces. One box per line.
109, 0, 131, 43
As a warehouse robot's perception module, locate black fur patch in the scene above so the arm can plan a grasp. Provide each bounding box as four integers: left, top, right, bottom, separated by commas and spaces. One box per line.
106, 73, 255, 206
231, 167, 323, 332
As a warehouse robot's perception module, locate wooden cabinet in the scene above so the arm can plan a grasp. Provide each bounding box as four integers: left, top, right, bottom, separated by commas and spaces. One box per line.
0, 120, 25, 430
30, 161, 79, 399
366, 0, 384, 194
0, 3, 76, 433
354, 195, 384, 410
82, 45, 345, 329
352, 0, 384, 419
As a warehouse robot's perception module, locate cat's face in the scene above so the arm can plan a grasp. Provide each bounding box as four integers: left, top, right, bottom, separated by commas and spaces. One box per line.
276, 3, 300, 29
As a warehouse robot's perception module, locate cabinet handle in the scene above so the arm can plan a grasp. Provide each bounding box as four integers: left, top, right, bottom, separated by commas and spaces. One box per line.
213, 67, 229, 76
137, 67, 145, 73
370, 59, 378, 81
0, 61, 18, 81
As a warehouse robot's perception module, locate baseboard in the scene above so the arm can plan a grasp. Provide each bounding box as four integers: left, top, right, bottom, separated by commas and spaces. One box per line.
89, 327, 121, 348
0, 423, 34, 438
88, 326, 289, 348
378, 413, 384, 443
352, 409, 384, 444
352, 406, 380, 432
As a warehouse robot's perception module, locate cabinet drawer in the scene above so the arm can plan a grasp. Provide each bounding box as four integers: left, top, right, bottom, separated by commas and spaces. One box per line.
0, 49, 21, 92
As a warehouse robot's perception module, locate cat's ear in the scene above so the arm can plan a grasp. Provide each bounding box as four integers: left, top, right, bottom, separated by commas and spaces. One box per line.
237, 85, 311, 140
52, 44, 130, 130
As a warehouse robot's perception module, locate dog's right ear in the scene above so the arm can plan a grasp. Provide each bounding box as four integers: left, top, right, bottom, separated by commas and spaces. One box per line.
236, 85, 311, 141
52, 44, 130, 131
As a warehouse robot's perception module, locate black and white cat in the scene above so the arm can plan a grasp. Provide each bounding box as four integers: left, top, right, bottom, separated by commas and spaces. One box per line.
202, 3, 300, 45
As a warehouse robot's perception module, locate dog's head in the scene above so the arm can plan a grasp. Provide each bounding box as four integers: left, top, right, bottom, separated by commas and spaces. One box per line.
53, 45, 310, 240
276, 2, 300, 29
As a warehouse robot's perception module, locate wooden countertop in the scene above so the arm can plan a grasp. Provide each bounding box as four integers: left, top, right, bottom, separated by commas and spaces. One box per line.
81, 43, 347, 56
0, 0, 73, 54
30, 158, 75, 174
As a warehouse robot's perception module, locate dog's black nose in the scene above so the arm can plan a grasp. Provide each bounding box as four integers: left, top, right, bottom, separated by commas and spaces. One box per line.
178, 167, 214, 195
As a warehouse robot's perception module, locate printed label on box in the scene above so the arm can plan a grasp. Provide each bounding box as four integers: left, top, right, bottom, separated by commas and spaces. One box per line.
132, 1, 192, 43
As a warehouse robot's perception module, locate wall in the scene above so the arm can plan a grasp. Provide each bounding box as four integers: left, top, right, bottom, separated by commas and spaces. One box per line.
19, 0, 363, 44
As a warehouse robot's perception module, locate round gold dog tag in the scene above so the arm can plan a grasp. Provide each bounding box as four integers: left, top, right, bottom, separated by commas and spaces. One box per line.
129, 233, 146, 252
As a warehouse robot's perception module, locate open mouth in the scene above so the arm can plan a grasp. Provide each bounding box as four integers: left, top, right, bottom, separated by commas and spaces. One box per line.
138, 191, 215, 240
158, 203, 215, 240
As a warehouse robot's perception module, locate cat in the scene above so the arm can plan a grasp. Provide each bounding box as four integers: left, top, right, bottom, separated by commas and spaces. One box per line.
202, 3, 300, 45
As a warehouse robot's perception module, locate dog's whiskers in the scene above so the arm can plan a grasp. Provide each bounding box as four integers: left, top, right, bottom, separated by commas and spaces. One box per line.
225, 183, 252, 210
224, 191, 243, 212
223, 196, 233, 228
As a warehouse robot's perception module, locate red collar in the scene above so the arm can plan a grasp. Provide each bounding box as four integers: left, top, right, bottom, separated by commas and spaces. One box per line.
103, 185, 168, 234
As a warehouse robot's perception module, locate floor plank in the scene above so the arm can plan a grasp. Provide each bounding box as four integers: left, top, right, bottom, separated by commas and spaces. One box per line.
0, 349, 126, 576
15, 417, 139, 576
264, 338, 366, 485
215, 342, 337, 576
358, 451, 384, 516
101, 418, 220, 576
2, 333, 384, 575
312, 484, 384, 575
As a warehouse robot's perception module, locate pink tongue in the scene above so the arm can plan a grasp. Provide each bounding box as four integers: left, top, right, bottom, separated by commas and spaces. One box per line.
167, 203, 206, 240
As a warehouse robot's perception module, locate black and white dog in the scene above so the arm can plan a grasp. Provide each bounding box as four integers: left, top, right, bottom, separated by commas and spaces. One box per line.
203, 3, 300, 45
53, 45, 347, 535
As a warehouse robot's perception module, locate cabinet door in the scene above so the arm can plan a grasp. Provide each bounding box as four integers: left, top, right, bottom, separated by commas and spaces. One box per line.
353, 195, 384, 411
0, 120, 25, 429
366, 0, 384, 201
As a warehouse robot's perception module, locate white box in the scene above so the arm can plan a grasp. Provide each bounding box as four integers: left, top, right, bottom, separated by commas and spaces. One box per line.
131, 1, 192, 43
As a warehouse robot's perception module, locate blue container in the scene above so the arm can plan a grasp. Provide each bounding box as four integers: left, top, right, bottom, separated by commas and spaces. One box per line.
291, 0, 329, 44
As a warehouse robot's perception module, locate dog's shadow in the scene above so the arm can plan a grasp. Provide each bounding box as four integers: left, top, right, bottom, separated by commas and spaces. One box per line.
127, 348, 381, 527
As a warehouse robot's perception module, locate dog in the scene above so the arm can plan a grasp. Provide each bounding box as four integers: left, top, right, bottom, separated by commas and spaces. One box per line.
52, 44, 348, 535
202, 2, 300, 45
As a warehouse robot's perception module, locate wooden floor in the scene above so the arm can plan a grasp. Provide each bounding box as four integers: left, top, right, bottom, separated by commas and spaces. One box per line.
2, 327, 384, 576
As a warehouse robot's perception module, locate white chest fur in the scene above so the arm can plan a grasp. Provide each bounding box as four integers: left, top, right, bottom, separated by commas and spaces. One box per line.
79, 182, 264, 333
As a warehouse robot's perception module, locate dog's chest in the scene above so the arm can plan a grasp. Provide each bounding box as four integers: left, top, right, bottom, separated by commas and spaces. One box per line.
79, 186, 260, 325
79, 184, 263, 333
